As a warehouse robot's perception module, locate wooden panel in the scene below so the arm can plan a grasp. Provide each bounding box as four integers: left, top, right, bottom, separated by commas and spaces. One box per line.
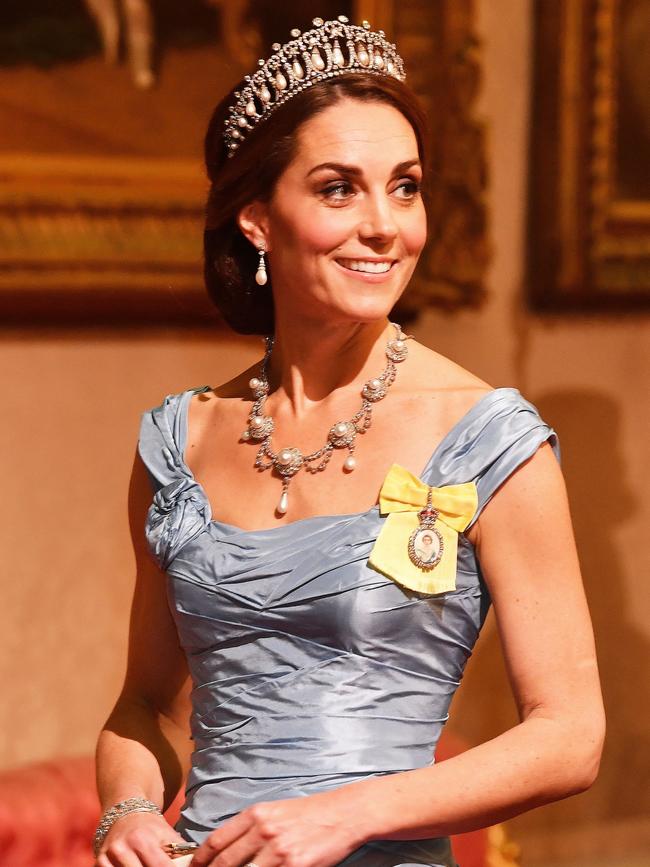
528, 0, 650, 310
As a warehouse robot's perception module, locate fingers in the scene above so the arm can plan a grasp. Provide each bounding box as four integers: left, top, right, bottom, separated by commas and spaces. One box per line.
98, 827, 174, 867
191, 828, 275, 867
168, 856, 195, 867
190, 811, 255, 866
97, 843, 144, 867
190, 804, 298, 867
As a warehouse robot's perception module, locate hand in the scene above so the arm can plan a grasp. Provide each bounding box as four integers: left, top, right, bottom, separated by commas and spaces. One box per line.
189, 790, 365, 867
95, 810, 186, 867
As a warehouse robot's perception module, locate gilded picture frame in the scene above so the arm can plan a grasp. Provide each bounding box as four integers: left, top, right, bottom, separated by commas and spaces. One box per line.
528, 0, 650, 310
0, 0, 487, 325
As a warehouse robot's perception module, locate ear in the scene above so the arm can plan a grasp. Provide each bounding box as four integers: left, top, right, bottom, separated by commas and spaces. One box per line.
237, 201, 271, 252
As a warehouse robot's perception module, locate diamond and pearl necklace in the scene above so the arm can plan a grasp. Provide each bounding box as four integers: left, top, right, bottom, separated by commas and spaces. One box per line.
241, 322, 412, 515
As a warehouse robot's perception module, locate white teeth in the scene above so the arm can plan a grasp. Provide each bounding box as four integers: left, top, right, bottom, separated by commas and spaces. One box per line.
338, 259, 392, 273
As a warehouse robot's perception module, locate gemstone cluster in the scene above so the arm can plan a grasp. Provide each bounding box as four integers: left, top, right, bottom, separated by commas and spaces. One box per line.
241, 322, 412, 516
224, 16, 406, 156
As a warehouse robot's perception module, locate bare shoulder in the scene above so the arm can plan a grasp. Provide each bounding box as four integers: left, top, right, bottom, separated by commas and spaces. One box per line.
188, 361, 261, 424
195, 361, 260, 403
401, 339, 494, 418
407, 339, 492, 388
187, 339, 493, 437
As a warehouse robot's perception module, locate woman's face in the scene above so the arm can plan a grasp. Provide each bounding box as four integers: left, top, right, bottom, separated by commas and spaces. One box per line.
249, 97, 427, 325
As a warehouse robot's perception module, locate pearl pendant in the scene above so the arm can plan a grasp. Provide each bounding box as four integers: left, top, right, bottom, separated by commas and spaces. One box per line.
243, 321, 407, 517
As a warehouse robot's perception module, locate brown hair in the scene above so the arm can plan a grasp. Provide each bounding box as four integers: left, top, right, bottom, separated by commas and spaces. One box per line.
203, 73, 429, 335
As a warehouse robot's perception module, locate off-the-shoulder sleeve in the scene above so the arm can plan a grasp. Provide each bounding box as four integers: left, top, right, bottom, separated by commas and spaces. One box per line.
137, 392, 186, 494
137, 387, 213, 569
431, 388, 560, 530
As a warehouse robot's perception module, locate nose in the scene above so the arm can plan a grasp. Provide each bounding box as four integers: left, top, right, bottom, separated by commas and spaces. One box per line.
357, 192, 398, 244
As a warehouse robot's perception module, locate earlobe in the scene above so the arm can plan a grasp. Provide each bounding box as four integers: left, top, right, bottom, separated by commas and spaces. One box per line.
237, 201, 271, 252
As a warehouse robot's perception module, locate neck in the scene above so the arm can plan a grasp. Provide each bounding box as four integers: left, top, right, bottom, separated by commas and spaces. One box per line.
265, 316, 396, 417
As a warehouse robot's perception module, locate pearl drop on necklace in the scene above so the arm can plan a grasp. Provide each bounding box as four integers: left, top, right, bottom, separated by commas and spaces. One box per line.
240, 321, 412, 516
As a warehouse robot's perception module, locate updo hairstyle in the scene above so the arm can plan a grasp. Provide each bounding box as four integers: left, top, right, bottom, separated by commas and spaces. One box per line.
203, 73, 428, 335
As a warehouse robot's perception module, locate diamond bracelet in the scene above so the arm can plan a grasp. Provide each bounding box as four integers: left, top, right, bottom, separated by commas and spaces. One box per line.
93, 797, 162, 856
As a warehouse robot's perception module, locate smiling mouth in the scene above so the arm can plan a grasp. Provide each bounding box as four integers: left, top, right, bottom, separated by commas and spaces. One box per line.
335, 258, 396, 274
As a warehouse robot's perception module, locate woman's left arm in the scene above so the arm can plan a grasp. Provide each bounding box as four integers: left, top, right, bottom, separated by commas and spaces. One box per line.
352, 441, 605, 838
190, 441, 605, 866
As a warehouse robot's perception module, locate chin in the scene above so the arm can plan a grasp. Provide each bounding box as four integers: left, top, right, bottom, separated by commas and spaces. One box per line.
295, 268, 411, 323
328, 295, 402, 324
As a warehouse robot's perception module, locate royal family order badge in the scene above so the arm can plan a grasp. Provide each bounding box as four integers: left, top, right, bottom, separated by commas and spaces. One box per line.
367, 463, 478, 595
407, 489, 444, 571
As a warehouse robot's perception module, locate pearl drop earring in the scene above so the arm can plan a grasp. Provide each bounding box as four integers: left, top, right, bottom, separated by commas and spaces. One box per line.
255, 247, 268, 286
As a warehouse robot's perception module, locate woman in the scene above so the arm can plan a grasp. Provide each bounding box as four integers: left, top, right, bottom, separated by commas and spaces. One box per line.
94, 16, 605, 867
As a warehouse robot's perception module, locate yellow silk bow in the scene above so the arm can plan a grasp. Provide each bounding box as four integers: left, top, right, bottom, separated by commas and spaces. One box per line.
368, 463, 478, 594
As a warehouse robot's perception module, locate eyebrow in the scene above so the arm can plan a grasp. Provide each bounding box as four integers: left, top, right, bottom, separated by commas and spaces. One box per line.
306, 159, 422, 178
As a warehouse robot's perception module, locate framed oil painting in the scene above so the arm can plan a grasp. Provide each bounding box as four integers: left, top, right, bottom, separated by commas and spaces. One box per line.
0, 0, 487, 325
528, 0, 650, 310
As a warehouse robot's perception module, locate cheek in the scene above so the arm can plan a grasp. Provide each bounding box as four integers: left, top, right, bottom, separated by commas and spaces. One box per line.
303, 209, 357, 255
273, 204, 351, 257
403, 205, 428, 255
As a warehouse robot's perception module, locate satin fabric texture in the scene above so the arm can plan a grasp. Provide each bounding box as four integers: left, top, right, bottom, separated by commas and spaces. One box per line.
138, 386, 559, 866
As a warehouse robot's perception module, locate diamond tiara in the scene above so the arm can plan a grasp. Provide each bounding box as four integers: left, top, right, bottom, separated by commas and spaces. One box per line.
223, 15, 406, 156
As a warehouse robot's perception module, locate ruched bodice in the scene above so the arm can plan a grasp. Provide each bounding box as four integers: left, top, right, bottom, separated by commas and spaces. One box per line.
138, 386, 559, 866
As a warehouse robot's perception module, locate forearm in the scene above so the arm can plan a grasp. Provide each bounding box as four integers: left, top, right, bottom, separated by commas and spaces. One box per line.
339, 713, 603, 843
96, 694, 188, 812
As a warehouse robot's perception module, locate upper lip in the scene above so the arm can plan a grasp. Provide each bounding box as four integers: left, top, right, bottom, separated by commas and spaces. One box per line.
335, 256, 397, 264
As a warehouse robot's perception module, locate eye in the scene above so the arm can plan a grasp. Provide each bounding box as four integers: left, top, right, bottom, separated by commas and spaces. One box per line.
320, 180, 355, 201
393, 177, 421, 200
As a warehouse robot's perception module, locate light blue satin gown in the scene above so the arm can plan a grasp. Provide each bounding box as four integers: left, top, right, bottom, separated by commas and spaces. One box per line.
138, 386, 559, 867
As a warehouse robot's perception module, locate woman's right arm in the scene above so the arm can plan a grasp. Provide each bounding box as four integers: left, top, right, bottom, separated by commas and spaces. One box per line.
95, 452, 192, 865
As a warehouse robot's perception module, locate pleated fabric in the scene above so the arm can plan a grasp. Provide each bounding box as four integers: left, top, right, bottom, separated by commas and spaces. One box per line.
138, 386, 559, 866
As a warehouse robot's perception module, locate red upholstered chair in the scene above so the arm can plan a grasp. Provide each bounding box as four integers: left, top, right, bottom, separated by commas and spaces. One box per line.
0, 738, 519, 867
0, 756, 182, 867
0, 756, 99, 867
